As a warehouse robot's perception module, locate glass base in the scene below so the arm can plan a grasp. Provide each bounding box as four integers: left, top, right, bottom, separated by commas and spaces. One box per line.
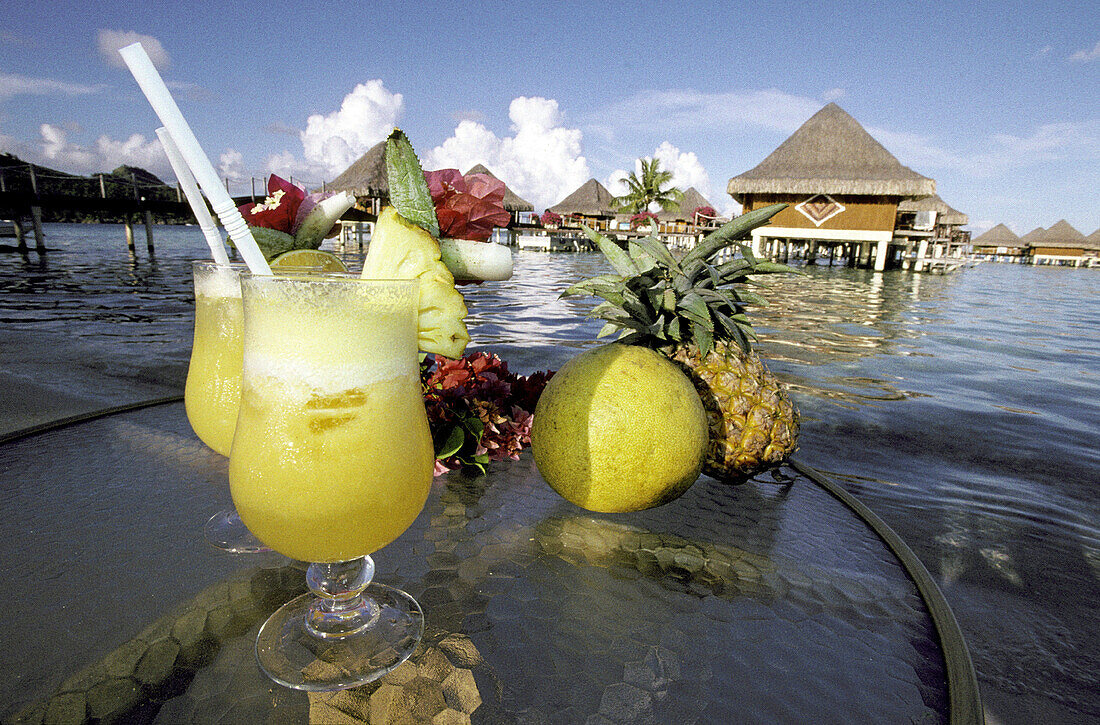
204, 508, 270, 553
255, 583, 423, 691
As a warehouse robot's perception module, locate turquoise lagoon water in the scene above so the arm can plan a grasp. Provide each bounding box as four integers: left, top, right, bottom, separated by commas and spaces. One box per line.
0, 223, 1097, 723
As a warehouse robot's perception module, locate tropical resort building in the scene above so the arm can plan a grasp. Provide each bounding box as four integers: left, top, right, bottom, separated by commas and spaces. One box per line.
548, 178, 618, 231
894, 194, 970, 269
970, 224, 1024, 262
1025, 220, 1097, 267
726, 103, 942, 271
1018, 227, 1046, 249
327, 141, 389, 215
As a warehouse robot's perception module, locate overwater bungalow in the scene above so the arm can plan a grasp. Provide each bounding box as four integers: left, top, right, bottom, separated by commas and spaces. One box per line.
327, 141, 389, 215
970, 224, 1024, 262
726, 103, 937, 271
1026, 219, 1096, 267
1018, 227, 1046, 248
894, 194, 970, 268
548, 178, 617, 231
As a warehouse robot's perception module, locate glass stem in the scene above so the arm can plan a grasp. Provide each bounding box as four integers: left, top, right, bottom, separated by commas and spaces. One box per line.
305, 556, 379, 639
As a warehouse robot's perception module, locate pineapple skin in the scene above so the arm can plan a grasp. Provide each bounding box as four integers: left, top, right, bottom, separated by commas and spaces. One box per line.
667, 341, 799, 480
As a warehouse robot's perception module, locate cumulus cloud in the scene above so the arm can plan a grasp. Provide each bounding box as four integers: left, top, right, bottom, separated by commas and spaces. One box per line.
425, 96, 590, 212
218, 149, 245, 183
31, 123, 168, 178
299, 80, 403, 177
1069, 40, 1100, 62
608, 141, 735, 215
823, 87, 847, 101
0, 71, 103, 100
97, 30, 169, 69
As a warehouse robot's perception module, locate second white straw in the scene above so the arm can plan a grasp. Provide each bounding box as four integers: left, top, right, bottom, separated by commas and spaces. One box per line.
118, 42, 271, 275
156, 127, 230, 265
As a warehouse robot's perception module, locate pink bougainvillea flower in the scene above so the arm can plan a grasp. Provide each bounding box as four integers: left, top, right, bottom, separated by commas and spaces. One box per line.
237, 175, 306, 234
424, 169, 511, 242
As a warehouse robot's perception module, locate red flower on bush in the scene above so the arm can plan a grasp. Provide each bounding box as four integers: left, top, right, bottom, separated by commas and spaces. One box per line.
424, 169, 511, 242
421, 351, 554, 475
630, 211, 659, 229
693, 205, 717, 221
540, 210, 562, 227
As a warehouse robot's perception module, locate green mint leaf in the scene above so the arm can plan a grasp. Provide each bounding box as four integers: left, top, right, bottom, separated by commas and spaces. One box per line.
385, 129, 440, 237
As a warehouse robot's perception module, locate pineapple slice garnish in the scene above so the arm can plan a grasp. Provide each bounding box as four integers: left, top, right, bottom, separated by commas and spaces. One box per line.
361, 207, 470, 359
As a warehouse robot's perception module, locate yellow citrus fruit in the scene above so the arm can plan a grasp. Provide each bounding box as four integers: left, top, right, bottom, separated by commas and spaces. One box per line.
269, 249, 349, 272
531, 343, 708, 513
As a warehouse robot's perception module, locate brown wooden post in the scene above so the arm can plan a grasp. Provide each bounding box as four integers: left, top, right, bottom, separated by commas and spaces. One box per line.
30, 206, 45, 252
13, 217, 26, 251
144, 209, 155, 254
125, 215, 136, 254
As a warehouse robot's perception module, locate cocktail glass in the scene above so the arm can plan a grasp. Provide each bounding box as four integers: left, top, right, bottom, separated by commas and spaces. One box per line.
230, 273, 434, 691
185, 260, 267, 552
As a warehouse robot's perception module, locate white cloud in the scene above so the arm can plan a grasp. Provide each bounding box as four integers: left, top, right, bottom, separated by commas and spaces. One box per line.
97, 30, 170, 69
597, 88, 822, 135
871, 119, 1100, 178
823, 87, 847, 101
425, 96, 590, 212
1069, 40, 1100, 62
31, 123, 169, 178
39, 124, 97, 170
95, 132, 166, 172
607, 141, 735, 215
0, 71, 103, 100
300, 80, 403, 177
218, 149, 245, 182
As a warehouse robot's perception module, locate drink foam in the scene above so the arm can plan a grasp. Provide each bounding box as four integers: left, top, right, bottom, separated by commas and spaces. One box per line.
194, 266, 242, 299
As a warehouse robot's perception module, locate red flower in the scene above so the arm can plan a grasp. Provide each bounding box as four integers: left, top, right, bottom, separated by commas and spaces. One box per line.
238, 175, 306, 234
425, 169, 511, 242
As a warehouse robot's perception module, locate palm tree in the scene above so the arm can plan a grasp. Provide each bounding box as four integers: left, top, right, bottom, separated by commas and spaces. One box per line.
612, 157, 684, 214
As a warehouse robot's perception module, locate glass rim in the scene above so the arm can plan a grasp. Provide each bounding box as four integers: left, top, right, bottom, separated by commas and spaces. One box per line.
239, 272, 417, 286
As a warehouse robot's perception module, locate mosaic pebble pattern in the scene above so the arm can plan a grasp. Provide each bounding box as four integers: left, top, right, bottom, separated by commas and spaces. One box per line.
2, 404, 948, 723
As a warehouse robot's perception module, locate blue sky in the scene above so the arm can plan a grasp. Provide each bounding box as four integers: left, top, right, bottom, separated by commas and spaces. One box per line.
1, 0, 1097, 235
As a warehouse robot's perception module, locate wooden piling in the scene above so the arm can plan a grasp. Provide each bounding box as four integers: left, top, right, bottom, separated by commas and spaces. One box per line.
144, 210, 155, 255
30, 206, 45, 252
13, 217, 26, 251
125, 215, 136, 254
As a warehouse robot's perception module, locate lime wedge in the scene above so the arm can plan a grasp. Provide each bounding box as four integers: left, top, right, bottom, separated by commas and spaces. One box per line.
269, 249, 349, 272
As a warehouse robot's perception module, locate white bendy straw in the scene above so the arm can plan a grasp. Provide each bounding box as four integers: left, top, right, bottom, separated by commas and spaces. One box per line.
118, 42, 271, 275
156, 127, 230, 265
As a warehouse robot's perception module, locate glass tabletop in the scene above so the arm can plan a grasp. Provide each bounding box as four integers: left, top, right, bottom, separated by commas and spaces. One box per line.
0, 400, 969, 724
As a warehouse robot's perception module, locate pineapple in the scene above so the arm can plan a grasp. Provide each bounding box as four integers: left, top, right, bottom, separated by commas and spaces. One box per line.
362, 207, 471, 359
563, 204, 801, 481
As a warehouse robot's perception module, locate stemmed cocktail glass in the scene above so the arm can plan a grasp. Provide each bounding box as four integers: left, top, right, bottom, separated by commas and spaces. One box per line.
185, 260, 267, 552
230, 273, 434, 691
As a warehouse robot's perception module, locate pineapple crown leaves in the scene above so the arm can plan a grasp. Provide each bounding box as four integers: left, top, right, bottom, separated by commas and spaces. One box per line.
563, 203, 804, 356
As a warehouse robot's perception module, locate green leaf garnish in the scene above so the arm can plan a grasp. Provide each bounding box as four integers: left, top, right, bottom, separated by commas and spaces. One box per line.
385, 128, 440, 237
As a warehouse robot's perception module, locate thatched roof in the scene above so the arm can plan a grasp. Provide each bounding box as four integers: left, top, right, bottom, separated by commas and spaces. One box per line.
971, 223, 1020, 247
897, 193, 968, 226
549, 178, 617, 217
1031, 219, 1088, 248
726, 103, 935, 200
657, 187, 716, 221
327, 141, 388, 198
1087, 227, 1100, 245
1018, 227, 1046, 245
465, 164, 534, 211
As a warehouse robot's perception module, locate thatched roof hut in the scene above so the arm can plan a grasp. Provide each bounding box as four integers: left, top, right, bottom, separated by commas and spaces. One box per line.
1087, 227, 1100, 246
971, 224, 1020, 247
327, 141, 388, 199
549, 178, 617, 217
896, 194, 968, 226
726, 103, 935, 201
1032, 219, 1087, 248
657, 187, 715, 221
465, 164, 534, 212
1018, 227, 1046, 246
